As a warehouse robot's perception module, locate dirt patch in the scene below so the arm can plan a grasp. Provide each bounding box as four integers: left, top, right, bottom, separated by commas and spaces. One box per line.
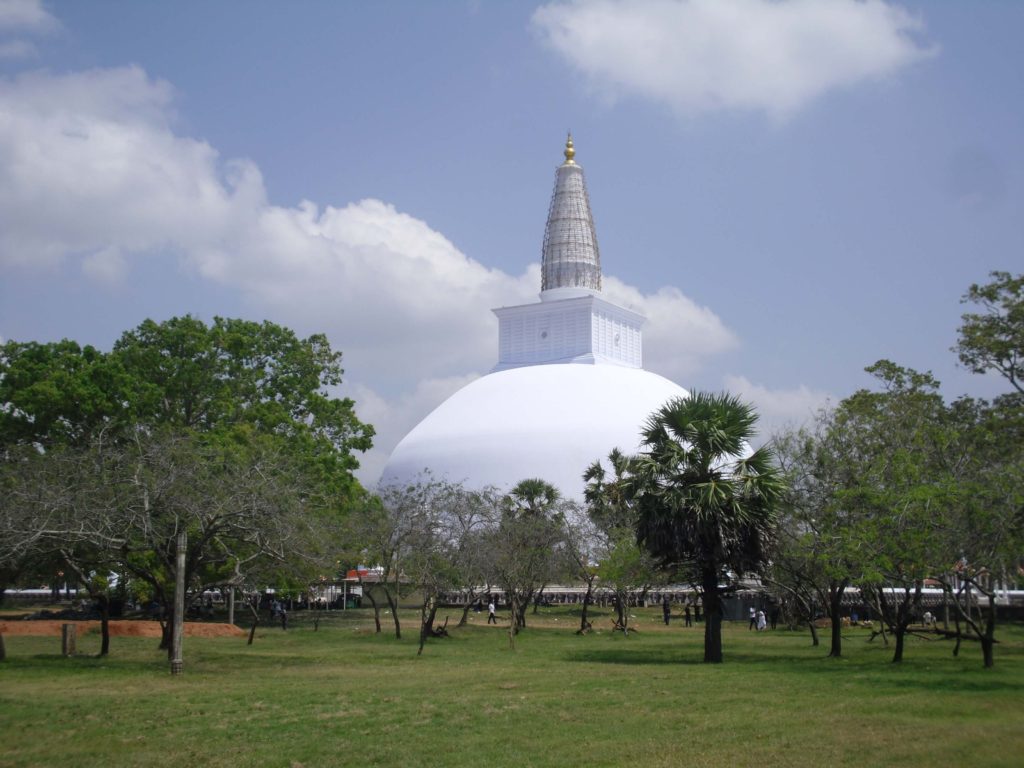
0, 620, 246, 638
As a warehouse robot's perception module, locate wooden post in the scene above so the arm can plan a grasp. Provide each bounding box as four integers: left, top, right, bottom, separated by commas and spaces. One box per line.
170, 530, 186, 676
61, 623, 77, 656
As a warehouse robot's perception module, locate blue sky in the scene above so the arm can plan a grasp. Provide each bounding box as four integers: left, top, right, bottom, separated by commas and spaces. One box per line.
1, 0, 1021, 483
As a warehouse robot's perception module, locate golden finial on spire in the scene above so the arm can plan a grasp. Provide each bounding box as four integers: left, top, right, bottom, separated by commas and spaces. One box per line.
563, 132, 576, 165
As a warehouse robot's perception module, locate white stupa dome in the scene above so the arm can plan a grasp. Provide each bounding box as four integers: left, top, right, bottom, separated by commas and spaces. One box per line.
382, 363, 688, 498
380, 135, 692, 499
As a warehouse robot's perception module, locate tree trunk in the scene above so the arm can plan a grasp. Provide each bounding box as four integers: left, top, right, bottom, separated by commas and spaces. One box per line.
981, 592, 996, 669
517, 589, 532, 629
458, 597, 473, 628
980, 635, 994, 667
532, 584, 546, 615
98, 594, 111, 657
577, 581, 594, 634
418, 595, 438, 656
247, 616, 258, 645
615, 592, 628, 635
827, 583, 847, 658
508, 594, 518, 649
952, 608, 962, 657
892, 625, 906, 663
384, 588, 401, 640
807, 619, 819, 647
866, 587, 888, 646
364, 589, 382, 634
890, 583, 922, 664
701, 567, 723, 664
0, 632, 6, 661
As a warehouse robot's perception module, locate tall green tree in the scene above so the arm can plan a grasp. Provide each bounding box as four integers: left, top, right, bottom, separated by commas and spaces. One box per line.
929, 395, 1024, 667
584, 449, 659, 635
954, 271, 1024, 394
834, 362, 963, 663
2, 316, 374, 495
770, 418, 872, 655
0, 339, 129, 450
631, 393, 784, 664
951, 272, 1024, 665
1, 316, 373, 656
487, 479, 569, 648
111, 315, 374, 499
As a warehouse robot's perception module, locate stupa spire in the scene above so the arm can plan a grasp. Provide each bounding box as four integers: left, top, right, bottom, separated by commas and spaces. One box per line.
541, 133, 601, 294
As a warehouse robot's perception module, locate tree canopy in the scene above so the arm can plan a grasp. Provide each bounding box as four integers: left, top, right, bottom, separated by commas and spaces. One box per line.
954, 270, 1024, 394
0, 316, 374, 654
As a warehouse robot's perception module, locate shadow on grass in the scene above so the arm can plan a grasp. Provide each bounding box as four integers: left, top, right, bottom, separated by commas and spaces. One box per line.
781, 653, 1024, 694
9, 653, 169, 675
562, 646, 797, 666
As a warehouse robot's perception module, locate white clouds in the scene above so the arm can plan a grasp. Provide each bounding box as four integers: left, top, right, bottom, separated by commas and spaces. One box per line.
722, 374, 831, 441
0, 64, 738, 480
0, 0, 57, 32
0, 39, 34, 58
603, 277, 738, 381
532, 0, 936, 120
0, 0, 57, 60
0, 67, 259, 270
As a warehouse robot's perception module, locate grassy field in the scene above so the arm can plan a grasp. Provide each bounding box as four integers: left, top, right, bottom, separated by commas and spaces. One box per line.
1, 605, 1022, 768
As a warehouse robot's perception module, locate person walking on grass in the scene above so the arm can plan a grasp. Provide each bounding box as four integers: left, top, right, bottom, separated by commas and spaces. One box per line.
756, 609, 767, 632
487, 600, 497, 625
684, 603, 692, 627
749, 605, 757, 630
662, 598, 671, 626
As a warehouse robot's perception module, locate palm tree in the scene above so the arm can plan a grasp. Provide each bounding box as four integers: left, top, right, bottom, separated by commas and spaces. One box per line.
631, 392, 784, 663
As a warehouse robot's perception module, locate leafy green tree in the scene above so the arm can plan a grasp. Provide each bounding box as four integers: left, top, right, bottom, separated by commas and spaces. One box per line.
562, 511, 602, 635
954, 271, 1024, 394
0, 340, 129, 450
630, 393, 784, 664
3, 315, 374, 484
1, 316, 372, 659
347, 477, 445, 640
834, 362, 963, 663
111, 315, 374, 500
105, 430, 337, 651
584, 449, 659, 635
929, 396, 1024, 667
435, 485, 500, 629
770, 418, 868, 654
487, 479, 569, 648
950, 272, 1024, 666
774, 358, 1021, 668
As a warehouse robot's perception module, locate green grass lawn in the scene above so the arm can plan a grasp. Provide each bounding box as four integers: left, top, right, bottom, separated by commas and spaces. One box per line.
1, 606, 1022, 768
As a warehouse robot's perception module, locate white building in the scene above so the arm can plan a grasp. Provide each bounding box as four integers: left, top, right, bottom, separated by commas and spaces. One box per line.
381, 137, 689, 498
